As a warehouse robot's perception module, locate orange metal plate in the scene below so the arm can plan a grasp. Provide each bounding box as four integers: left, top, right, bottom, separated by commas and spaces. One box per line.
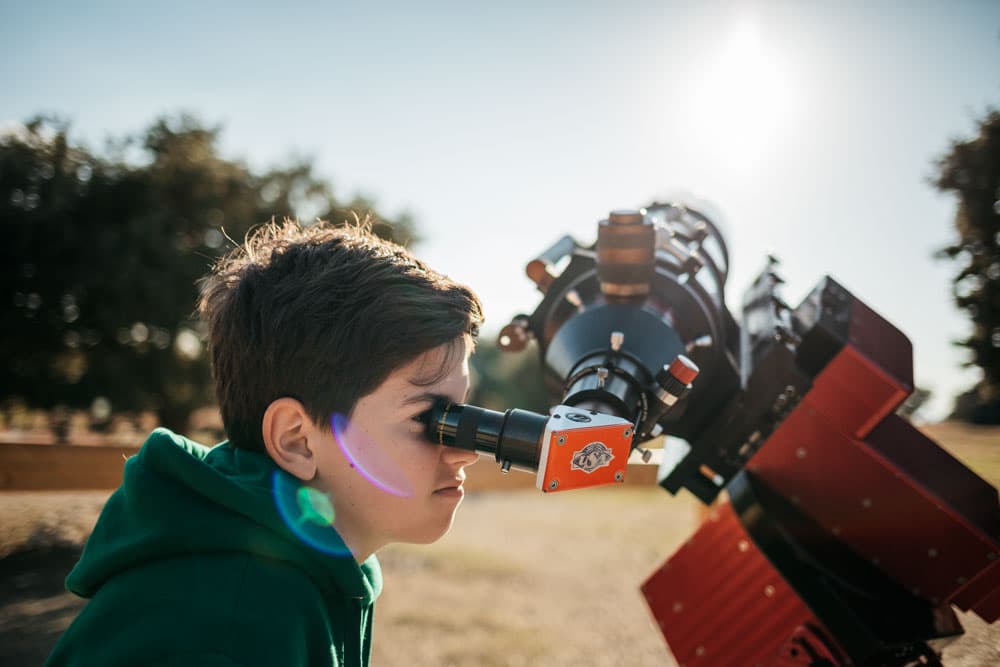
539, 422, 631, 492
641, 501, 829, 666
748, 397, 999, 608
804, 345, 909, 440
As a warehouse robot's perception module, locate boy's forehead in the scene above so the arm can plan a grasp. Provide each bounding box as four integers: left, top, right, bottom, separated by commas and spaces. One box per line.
388, 339, 470, 393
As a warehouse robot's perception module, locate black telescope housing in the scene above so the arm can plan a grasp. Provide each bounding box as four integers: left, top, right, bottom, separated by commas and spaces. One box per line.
426, 203, 725, 468
485, 200, 998, 665
501, 202, 737, 450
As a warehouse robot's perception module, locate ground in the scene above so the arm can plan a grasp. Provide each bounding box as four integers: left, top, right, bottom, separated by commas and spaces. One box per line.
1, 422, 999, 666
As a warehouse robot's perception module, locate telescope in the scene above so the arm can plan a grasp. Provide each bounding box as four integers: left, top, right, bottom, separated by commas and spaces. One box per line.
423, 201, 1000, 666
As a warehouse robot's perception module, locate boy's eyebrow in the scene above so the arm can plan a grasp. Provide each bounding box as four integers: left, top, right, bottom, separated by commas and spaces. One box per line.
400, 391, 451, 408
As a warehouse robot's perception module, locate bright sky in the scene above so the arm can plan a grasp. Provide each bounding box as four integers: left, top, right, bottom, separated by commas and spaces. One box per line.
3, 1, 999, 420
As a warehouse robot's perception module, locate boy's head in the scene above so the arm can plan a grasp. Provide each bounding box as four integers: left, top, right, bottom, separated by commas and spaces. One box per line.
199, 218, 483, 451
198, 219, 484, 558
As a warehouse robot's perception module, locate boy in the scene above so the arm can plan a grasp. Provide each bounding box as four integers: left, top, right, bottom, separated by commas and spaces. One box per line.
47, 219, 484, 666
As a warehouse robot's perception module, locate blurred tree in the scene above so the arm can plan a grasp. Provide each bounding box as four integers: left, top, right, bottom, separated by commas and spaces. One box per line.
468, 337, 550, 414
934, 108, 1000, 424
1, 114, 414, 433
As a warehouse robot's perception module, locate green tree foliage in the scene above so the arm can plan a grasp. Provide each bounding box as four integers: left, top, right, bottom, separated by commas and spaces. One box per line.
468, 337, 550, 414
1, 114, 414, 431
935, 108, 1000, 423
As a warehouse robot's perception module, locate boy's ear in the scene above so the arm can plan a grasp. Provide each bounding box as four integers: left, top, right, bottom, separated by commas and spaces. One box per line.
262, 398, 318, 481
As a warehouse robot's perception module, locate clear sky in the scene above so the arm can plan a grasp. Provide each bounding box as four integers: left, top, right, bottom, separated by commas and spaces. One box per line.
3, 1, 999, 420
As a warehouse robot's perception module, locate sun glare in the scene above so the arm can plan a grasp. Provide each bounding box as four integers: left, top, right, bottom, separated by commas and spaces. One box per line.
690, 19, 795, 166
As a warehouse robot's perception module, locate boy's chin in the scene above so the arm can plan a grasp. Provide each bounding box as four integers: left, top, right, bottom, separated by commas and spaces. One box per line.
402, 517, 457, 546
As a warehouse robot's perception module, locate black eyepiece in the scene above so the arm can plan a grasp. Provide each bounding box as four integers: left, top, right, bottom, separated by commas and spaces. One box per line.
424, 400, 503, 454
422, 399, 548, 472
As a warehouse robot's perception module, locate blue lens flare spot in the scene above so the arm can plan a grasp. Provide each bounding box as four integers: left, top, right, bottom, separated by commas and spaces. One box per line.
296, 485, 335, 527
272, 470, 350, 557
331, 413, 415, 498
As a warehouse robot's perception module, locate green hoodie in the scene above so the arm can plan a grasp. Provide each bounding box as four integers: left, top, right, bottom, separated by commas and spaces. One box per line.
47, 428, 382, 667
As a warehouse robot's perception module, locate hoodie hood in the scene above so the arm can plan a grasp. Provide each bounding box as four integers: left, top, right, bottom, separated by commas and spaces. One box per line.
67, 428, 381, 605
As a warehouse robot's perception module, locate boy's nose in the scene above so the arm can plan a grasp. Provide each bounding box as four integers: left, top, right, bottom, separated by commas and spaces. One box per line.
441, 444, 480, 467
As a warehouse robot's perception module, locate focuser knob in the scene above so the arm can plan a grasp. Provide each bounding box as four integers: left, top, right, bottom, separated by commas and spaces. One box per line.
654, 355, 700, 408
637, 355, 701, 440
659, 355, 699, 387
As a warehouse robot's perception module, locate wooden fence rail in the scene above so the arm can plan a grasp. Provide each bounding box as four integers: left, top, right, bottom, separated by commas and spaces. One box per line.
0, 442, 659, 492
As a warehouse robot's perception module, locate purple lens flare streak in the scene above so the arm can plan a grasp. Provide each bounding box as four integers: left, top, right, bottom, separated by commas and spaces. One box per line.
331, 413, 415, 497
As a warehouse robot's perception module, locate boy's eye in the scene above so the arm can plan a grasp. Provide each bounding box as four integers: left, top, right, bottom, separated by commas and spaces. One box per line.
406, 396, 453, 441
409, 407, 433, 432
412, 396, 450, 426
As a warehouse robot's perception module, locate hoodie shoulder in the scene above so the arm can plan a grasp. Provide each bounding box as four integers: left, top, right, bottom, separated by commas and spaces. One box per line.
143, 427, 213, 460
53, 429, 379, 666
67, 429, 378, 602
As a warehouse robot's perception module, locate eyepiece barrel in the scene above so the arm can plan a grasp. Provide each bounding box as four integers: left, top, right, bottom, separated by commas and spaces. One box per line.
424, 400, 549, 472
426, 402, 504, 455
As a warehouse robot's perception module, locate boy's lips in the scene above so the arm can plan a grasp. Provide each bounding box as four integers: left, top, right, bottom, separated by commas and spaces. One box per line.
433, 477, 465, 493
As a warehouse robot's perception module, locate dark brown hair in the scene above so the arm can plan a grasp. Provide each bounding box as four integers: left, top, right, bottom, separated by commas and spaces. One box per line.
198, 218, 483, 451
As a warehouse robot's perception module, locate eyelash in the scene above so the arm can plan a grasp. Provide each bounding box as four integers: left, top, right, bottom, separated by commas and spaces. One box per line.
408, 412, 428, 433
408, 397, 450, 438
413, 400, 441, 422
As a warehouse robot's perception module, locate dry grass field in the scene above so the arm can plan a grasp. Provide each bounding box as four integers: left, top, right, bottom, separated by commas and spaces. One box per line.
1, 422, 999, 666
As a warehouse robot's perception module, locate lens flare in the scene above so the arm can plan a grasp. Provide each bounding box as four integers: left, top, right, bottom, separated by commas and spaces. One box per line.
331, 413, 415, 497
272, 470, 350, 557
296, 486, 335, 527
